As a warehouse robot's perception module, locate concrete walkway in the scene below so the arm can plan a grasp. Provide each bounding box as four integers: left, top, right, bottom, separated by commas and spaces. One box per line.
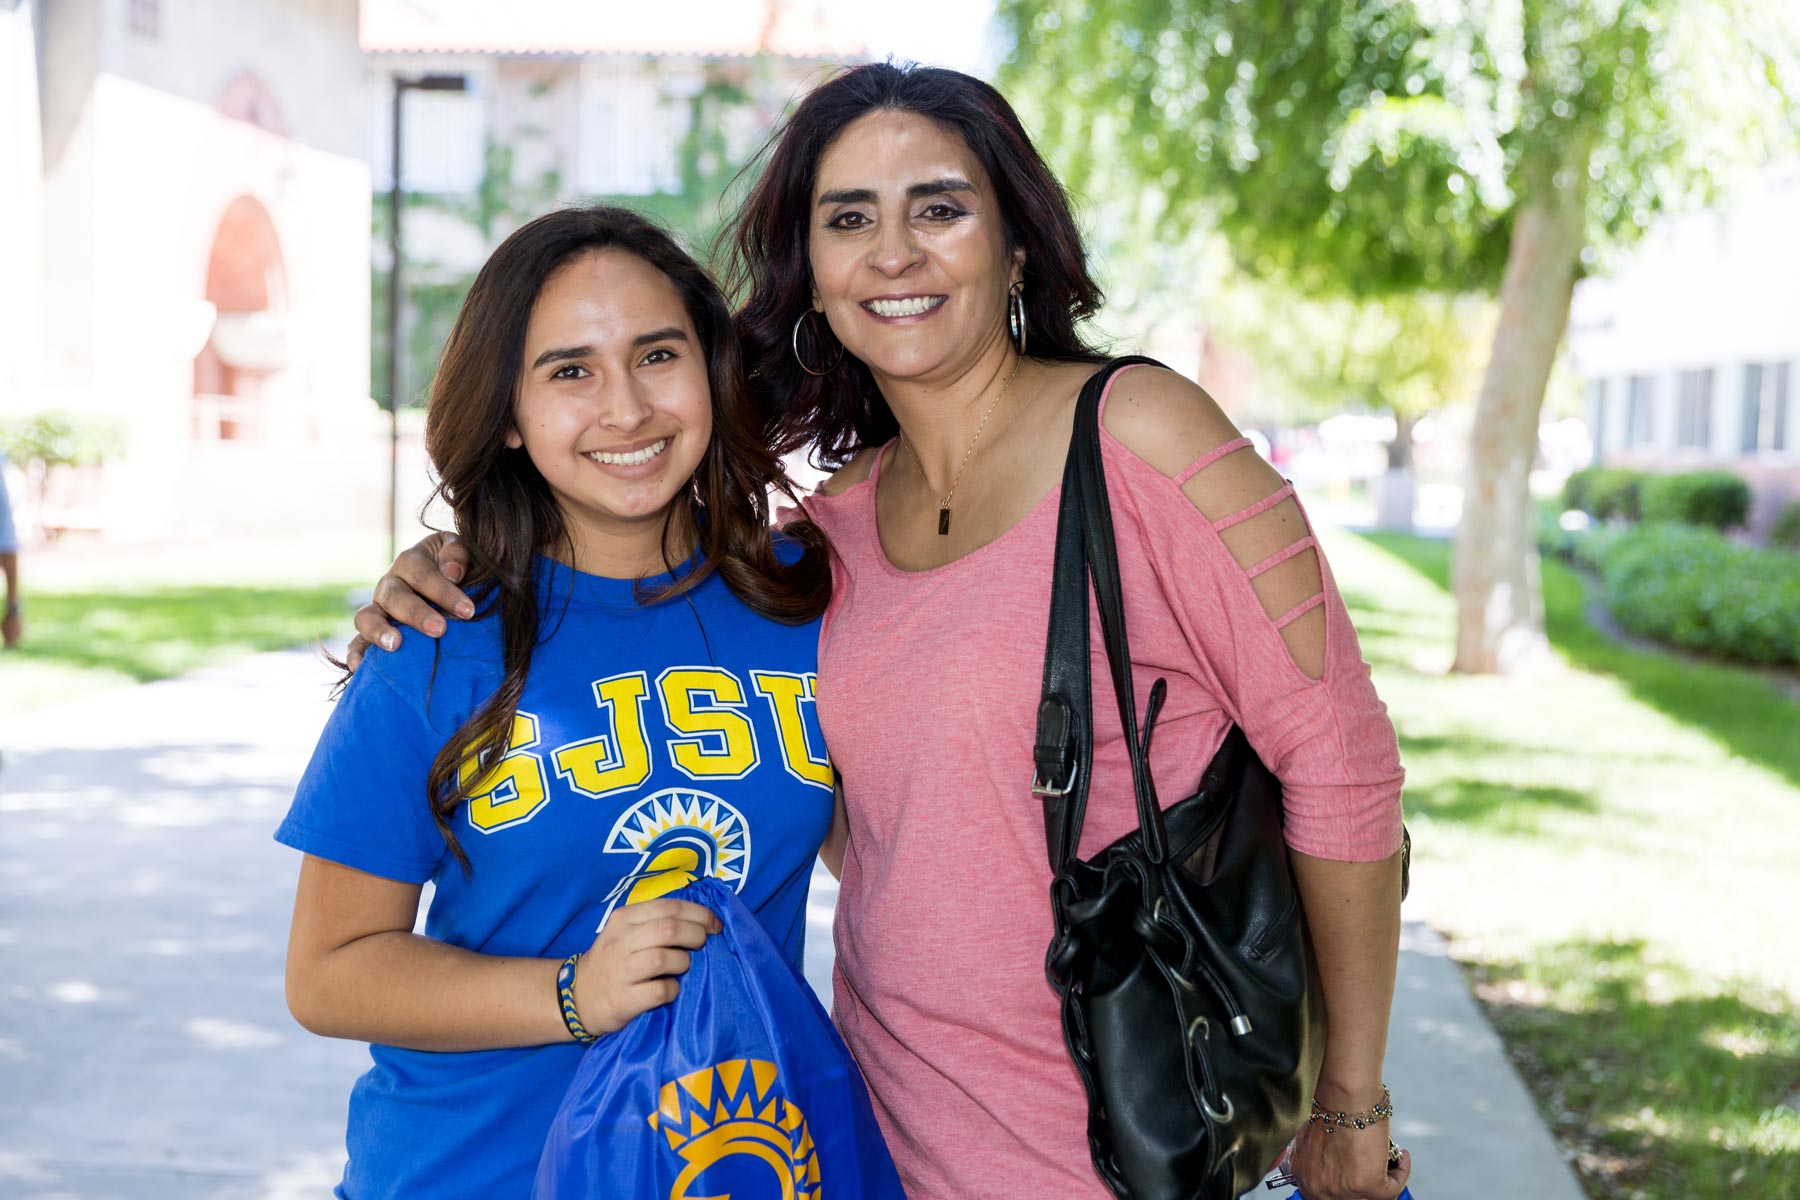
1, 647, 1585, 1199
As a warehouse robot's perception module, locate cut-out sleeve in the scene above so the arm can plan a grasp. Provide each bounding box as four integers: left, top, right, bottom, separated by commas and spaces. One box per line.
1101, 387, 1404, 861
1178, 442, 1330, 678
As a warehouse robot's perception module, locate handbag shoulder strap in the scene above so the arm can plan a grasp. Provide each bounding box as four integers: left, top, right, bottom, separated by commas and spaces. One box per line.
1034, 356, 1170, 874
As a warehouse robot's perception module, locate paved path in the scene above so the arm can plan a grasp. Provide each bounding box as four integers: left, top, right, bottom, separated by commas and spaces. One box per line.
1, 648, 1585, 1198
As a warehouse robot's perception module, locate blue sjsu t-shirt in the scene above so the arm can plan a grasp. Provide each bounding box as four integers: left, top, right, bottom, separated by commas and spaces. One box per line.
276, 555, 832, 1200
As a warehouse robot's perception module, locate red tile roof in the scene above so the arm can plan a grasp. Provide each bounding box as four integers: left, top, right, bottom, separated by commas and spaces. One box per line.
360, 0, 866, 60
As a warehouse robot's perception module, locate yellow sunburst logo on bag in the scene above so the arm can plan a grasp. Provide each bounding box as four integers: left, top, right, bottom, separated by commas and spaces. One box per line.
646, 1057, 821, 1200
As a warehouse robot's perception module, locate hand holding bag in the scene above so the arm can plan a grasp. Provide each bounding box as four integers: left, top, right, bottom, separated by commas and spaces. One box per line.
532, 876, 905, 1200
1032, 357, 1325, 1199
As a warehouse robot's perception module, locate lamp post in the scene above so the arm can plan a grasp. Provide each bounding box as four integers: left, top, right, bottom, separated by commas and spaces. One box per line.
386, 72, 467, 564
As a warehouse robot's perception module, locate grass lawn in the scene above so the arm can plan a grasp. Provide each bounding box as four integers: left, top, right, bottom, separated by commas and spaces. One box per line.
2, 533, 383, 716
1332, 528, 1800, 1199
3, 583, 362, 715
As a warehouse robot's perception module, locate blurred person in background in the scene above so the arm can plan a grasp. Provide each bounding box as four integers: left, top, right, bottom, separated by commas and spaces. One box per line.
1, 449, 21, 649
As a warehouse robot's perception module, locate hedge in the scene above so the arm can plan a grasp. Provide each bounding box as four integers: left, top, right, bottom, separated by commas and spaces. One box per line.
1557, 523, 1800, 666
1637, 470, 1751, 529
1771, 500, 1800, 551
1562, 466, 1647, 522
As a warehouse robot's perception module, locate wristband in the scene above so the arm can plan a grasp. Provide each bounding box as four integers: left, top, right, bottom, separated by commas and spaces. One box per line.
557, 952, 599, 1044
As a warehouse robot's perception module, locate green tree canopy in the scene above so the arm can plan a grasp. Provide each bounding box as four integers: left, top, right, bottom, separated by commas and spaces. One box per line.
1003, 0, 1795, 296
1001, 0, 1799, 672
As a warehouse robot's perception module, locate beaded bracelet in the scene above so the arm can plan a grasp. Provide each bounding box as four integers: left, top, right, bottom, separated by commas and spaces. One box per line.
1308, 1084, 1394, 1133
557, 952, 599, 1044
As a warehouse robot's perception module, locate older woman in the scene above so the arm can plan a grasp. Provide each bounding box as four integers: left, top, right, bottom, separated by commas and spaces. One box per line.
354, 63, 1410, 1200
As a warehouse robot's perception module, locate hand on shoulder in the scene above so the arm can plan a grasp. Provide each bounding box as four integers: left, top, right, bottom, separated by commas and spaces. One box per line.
1098, 364, 1245, 478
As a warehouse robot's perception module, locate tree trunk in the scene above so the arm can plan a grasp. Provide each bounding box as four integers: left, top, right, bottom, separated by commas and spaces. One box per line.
1451, 156, 1590, 674
1387, 410, 1417, 471
1376, 411, 1418, 531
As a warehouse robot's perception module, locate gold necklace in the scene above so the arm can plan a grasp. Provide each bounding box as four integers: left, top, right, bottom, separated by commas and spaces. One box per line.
899, 358, 1022, 536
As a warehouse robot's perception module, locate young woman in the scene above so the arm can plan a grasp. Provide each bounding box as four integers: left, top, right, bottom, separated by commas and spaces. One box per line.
278, 207, 838, 1199
355, 66, 1413, 1200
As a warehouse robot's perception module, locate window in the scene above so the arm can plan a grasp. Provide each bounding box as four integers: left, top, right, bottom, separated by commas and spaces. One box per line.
579, 62, 681, 196
1742, 362, 1792, 453
370, 79, 486, 195
1586, 379, 1607, 457
130, 0, 160, 37
1626, 375, 1656, 446
1676, 369, 1713, 449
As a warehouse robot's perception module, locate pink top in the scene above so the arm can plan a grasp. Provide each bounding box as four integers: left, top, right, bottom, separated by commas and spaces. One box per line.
802, 372, 1405, 1200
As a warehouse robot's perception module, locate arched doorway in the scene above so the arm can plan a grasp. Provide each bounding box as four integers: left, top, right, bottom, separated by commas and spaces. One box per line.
193, 195, 287, 440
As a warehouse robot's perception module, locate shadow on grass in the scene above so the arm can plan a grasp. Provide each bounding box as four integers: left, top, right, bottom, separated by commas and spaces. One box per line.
1471, 938, 1800, 1200
18, 584, 354, 683
1353, 532, 1800, 792
1404, 777, 1596, 832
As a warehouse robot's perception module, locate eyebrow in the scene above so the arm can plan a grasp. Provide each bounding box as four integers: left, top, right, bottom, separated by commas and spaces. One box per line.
529, 328, 688, 370
816, 177, 979, 207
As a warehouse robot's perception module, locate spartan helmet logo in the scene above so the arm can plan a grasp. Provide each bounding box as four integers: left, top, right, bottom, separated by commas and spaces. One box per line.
648, 1058, 822, 1200
598, 789, 751, 927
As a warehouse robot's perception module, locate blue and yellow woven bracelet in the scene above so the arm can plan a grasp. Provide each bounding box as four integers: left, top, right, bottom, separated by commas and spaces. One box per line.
557, 952, 598, 1044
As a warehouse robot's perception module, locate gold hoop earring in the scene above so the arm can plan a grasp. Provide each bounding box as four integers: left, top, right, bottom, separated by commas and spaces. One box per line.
1008, 282, 1028, 356
791, 310, 844, 377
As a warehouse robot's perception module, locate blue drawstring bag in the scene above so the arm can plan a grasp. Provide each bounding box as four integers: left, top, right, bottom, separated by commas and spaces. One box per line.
533, 876, 906, 1200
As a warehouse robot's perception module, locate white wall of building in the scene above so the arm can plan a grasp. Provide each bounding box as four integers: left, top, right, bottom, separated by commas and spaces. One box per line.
1569, 167, 1800, 531
0, 0, 45, 417
29, 0, 377, 540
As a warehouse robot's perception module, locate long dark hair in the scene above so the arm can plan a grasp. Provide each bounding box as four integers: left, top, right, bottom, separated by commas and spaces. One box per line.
726, 62, 1108, 465
424, 205, 828, 873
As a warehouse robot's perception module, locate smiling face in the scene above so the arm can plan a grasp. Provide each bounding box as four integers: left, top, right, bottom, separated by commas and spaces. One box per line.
807, 109, 1023, 389
507, 248, 712, 576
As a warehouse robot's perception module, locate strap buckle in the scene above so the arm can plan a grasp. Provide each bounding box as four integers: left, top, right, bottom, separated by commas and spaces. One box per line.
1032, 696, 1076, 798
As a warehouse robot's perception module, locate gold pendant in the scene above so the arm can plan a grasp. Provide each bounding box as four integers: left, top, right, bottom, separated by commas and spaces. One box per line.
938, 507, 952, 536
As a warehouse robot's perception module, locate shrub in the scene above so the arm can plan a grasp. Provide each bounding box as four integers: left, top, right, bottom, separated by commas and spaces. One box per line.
1595, 524, 1800, 666
1769, 499, 1800, 551
1562, 467, 1602, 514
1565, 523, 1626, 573
0, 410, 125, 471
1584, 468, 1647, 522
1638, 470, 1751, 529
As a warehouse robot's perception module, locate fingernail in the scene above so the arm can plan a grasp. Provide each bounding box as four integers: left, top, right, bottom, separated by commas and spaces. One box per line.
381, 633, 398, 651
428, 620, 446, 636
455, 602, 474, 619
444, 563, 464, 583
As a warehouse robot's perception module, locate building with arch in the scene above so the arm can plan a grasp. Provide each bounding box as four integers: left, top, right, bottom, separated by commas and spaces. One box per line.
2, 0, 373, 541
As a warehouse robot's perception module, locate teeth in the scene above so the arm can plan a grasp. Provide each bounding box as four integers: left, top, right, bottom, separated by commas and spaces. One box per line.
588, 438, 669, 466
867, 296, 944, 317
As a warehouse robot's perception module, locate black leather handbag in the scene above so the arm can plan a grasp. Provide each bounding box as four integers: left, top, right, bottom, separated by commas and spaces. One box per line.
1031, 357, 1325, 1199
